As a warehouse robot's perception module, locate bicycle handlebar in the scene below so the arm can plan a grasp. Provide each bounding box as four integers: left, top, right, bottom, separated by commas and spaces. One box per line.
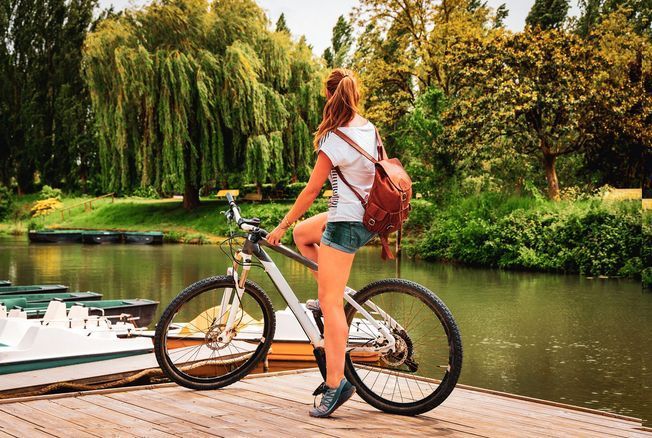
224, 193, 268, 237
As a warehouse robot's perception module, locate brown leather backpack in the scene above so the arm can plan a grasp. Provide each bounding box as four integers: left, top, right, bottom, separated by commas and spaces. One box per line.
333, 128, 412, 260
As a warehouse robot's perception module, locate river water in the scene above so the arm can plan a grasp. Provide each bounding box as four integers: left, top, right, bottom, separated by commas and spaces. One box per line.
1, 236, 650, 421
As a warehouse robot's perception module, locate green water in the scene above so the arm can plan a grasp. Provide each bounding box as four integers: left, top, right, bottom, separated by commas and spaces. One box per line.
0, 236, 649, 421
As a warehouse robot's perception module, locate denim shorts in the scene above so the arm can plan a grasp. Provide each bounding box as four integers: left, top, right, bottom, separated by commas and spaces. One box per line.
321, 221, 377, 254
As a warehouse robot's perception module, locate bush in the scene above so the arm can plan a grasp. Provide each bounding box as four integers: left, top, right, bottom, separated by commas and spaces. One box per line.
132, 186, 159, 199
39, 185, 62, 200
0, 185, 13, 220
31, 198, 63, 217
414, 193, 643, 279
284, 182, 308, 198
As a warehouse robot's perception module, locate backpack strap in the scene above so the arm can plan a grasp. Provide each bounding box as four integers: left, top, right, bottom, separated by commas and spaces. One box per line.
379, 235, 395, 260
374, 127, 386, 161
333, 129, 380, 163
334, 166, 367, 206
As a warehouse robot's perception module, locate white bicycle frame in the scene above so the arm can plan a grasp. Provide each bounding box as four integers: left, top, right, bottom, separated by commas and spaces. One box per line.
218, 202, 402, 353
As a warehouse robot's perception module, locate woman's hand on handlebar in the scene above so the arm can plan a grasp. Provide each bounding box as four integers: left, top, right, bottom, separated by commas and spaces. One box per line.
266, 223, 288, 246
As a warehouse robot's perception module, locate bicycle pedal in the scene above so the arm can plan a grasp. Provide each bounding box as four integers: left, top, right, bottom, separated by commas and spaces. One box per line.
306, 299, 320, 312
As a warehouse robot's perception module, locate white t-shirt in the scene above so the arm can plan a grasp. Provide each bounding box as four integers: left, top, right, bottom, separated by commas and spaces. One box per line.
318, 121, 379, 222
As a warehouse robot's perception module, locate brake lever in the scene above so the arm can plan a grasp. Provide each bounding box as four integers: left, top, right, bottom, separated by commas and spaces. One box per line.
221, 209, 234, 221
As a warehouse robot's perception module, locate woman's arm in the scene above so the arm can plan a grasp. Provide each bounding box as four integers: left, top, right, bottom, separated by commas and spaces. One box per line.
266, 152, 332, 245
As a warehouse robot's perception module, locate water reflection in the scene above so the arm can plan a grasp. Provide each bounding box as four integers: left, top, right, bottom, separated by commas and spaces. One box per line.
0, 236, 649, 421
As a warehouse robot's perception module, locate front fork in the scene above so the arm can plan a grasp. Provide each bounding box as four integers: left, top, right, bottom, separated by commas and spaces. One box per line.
216, 250, 251, 343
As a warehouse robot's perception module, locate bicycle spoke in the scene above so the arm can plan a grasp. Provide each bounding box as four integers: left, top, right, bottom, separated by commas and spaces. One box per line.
347, 285, 461, 410
157, 280, 272, 384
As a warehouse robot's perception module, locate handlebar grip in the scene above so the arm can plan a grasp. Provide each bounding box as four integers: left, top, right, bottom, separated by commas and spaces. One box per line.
226, 192, 234, 204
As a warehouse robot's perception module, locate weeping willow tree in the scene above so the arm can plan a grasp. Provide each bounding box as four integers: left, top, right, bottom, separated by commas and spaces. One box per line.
83, 0, 323, 209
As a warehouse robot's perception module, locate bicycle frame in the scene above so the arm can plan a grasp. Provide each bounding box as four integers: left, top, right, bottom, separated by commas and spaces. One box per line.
221, 234, 398, 354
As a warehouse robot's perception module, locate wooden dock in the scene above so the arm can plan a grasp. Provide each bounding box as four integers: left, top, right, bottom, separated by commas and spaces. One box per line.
0, 369, 648, 437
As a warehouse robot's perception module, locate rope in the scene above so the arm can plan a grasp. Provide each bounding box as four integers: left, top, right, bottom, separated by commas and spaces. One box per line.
0, 352, 254, 399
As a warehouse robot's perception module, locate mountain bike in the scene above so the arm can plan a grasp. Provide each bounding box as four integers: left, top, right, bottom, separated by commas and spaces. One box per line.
154, 193, 462, 415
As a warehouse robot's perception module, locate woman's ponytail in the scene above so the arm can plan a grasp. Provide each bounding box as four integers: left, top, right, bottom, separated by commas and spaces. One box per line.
313, 68, 361, 150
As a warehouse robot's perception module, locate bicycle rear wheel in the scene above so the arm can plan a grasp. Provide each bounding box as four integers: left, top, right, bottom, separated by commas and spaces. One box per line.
344, 278, 462, 415
154, 276, 275, 390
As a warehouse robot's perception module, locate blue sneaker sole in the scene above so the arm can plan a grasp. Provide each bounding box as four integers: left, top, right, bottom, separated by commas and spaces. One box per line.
309, 385, 356, 418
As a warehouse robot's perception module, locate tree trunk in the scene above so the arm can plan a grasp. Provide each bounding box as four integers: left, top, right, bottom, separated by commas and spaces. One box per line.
183, 182, 201, 210
543, 153, 560, 200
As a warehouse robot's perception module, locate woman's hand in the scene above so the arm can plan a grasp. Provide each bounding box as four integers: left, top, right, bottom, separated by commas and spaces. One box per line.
266, 224, 288, 246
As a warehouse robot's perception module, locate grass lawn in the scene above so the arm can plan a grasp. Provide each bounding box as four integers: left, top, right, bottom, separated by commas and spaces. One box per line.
8, 196, 328, 244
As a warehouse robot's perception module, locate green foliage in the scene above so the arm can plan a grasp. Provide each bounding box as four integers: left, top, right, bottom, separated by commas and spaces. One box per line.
414, 194, 643, 278
0, 0, 98, 193
323, 15, 353, 68
443, 24, 651, 199
577, 0, 603, 36
0, 185, 13, 221
284, 182, 308, 198
39, 185, 63, 201
526, 0, 570, 30
275, 13, 290, 34
643, 210, 652, 288
83, 0, 323, 209
132, 186, 159, 199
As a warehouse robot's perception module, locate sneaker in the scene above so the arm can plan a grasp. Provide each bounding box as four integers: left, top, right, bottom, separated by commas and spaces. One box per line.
309, 378, 356, 418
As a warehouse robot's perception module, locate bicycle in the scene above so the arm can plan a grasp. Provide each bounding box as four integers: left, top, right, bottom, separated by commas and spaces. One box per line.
154, 193, 462, 415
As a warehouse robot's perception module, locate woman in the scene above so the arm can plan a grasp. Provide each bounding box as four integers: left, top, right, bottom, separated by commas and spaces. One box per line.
266, 68, 379, 418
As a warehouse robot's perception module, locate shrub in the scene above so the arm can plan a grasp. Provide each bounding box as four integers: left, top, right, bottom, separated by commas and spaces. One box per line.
132, 186, 159, 199
39, 185, 63, 200
31, 198, 63, 217
284, 182, 308, 198
0, 185, 13, 220
414, 194, 643, 279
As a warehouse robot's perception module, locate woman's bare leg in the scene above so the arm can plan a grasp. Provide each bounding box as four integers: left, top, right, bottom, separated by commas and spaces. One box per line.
318, 243, 355, 388
293, 212, 328, 280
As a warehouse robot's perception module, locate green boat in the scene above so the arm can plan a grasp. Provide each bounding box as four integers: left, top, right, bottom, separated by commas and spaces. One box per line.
28, 230, 84, 243
0, 281, 10, 287
122, 231, 164, 244
0, 292, 102, 304
82, 231, 122, 244
0, 285, 69, 295
1, 298, 159, 326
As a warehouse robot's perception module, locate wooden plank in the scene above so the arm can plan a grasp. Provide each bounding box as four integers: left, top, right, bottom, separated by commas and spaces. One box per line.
0, 409, 56, 438
47, 397, 176, 437
0, 402, 96, 438
0, 369, 646, 437
135, 387, 308, 437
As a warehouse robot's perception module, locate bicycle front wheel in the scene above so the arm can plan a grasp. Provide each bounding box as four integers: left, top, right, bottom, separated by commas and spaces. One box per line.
154, 276, 275, 390
344, 279, 462, 415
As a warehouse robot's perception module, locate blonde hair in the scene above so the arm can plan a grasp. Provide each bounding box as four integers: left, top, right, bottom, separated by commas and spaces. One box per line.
313, 68, 360, 150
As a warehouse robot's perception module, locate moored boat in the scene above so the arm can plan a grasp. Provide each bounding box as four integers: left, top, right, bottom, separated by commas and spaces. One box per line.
142, 304, 381, 365
82, 231, 122, 244
0, 281, 10, 287
0, 292, 102, 304
28, 230, 83, 243
122, 231, 164, 244
0, 303, 152, 375
1, 299, 159, 326
0, 285, 69, 295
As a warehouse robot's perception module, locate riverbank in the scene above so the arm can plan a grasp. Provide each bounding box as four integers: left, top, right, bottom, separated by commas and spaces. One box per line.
2, 193, 648, 284
2, 196, 352, 245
